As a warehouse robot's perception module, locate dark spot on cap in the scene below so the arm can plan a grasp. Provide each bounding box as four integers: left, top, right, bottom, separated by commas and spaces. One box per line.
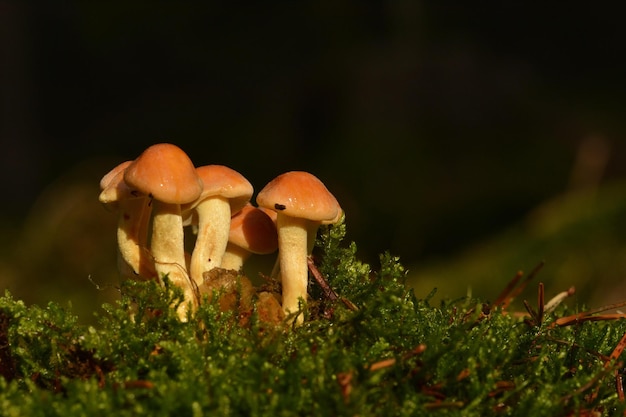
274, 203, 286, 211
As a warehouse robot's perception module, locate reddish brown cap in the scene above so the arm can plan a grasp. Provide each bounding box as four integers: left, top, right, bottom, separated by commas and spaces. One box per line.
229, 203, 278, 254
256, 171, 340, 222
123, 143, 203, 204
187, 165, 253, 213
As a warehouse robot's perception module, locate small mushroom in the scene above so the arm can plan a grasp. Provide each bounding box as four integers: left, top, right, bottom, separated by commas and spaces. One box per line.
123, 143, 203, 319
182, 165, 253, 287
99, 160, 133, 191
99, 160, 154, 280
220, 203, 278, 271
256, 171, 341, 325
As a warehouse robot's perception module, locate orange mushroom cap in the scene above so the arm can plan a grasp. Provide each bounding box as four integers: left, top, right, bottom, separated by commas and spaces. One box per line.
256, 171, 340, 222
100, 160, 133, 191
183, 164, 253, 213
99, 161, 136, 206
123, 143, 203, 204
229, 203, 278, 255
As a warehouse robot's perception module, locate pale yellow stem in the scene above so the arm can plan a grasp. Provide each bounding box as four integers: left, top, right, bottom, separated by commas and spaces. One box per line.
190, 196, 231, 286
276, 214, 319, 325
220, 243, 251, 271
151, 201, 196, 320
116, 196, 154, 279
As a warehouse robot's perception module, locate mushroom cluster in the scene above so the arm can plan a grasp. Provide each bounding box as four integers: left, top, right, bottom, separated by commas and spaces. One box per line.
99, 143, 341, 324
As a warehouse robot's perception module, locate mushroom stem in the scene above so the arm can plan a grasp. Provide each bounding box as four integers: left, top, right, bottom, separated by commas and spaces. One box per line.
220, 244, 251, 271
190, 196, 231, 287
99, 163, 154, 280
276, 213, 317, 325
116, 196, 155, 279
151, 201, 197, 319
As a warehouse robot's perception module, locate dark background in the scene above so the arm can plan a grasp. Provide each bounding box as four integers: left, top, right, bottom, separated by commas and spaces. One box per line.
2, 2, 626, 319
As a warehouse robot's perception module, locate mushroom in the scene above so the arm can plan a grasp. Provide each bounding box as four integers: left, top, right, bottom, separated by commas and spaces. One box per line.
99, 160, 154, 280
123, 143, 203, 319
100, 160, 133, 191
220, 203, 278, 271
256, 171, 341, 324
182, 165, 253, 287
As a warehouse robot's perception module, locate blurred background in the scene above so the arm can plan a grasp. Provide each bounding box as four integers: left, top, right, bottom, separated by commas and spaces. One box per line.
1, 2, 626, 321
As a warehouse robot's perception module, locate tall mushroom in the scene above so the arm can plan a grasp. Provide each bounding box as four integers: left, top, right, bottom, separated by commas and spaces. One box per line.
123, 143, 203, 320
220, 203, 278, 271
182, 165, 253, 287
99, 160, 154, 280
256, 171, 341, 325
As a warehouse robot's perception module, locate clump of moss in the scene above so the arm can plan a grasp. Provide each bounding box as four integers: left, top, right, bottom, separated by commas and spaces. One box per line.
1, 219, 626, 416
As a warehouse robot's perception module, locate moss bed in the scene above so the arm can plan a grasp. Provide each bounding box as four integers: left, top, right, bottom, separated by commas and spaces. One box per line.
2, 220, 626, 416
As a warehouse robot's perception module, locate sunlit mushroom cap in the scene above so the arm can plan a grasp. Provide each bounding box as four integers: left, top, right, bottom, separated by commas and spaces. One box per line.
123, 143, 203, 204
99, 170, 132, 206
256, 171, 340, 222
100, 160, 132, 191
320, 206, 343, 225
183, 165, 253, 214
229, 203, 278, 255
99, 161, 135, 207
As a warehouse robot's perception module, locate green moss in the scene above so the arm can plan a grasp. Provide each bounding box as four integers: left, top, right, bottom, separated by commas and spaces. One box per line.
2, 219, 626, 416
